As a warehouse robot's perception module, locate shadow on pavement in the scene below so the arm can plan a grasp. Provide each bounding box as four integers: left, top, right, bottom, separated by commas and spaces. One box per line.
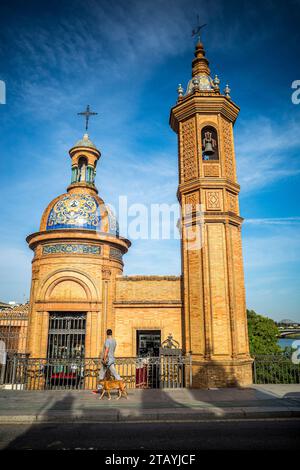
4, 393, 75, 450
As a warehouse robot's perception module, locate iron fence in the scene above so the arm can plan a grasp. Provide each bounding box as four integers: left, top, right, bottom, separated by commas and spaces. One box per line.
0, 354, 192, 390
253, 354, 300, 384
4, 353, 299, 389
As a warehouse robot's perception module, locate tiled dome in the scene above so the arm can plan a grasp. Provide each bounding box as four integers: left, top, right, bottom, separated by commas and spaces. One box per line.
186, 74, 214, 94
46, 194, 101, 230
43, 193, 119, 235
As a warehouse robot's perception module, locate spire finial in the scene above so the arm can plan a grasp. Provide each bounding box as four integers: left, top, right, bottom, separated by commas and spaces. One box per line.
191, 17, 210, 77
191, 15, 207, 44
77, 105, 98, 132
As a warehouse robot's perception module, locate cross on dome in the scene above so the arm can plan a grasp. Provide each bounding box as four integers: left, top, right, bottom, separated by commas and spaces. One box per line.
77, 105, 98, 132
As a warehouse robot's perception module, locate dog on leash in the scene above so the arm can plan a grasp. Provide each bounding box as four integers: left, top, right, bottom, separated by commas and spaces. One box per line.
98, 379, 128, 400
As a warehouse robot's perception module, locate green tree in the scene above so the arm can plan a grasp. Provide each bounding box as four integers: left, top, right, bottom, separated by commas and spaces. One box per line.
247, 309, 281, 355
247, 310, 300, 384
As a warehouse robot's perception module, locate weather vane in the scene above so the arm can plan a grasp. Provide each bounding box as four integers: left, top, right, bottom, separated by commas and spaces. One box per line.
77, 105, 98, 132
192, 15, 207, 42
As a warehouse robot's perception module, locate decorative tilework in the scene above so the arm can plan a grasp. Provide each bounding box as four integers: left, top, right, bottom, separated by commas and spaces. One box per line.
43, 243, 101, 255
46, 194, 101, 231
110, 247, 123, 261
186, 74, 214, 94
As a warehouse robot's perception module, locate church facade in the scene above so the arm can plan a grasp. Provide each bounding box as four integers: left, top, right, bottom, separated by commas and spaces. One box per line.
24, 40, 252, 388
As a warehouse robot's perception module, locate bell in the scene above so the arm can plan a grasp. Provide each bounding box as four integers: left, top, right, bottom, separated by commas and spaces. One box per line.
203, 140, 214, 155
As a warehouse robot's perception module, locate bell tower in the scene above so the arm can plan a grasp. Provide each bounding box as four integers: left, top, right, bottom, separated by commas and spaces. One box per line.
170, 39, 252, 387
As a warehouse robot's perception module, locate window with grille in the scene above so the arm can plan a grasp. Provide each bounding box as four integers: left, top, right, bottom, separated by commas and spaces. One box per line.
0, 326, 20, 354
136, 330, 161, 357
47, 313, 86, 360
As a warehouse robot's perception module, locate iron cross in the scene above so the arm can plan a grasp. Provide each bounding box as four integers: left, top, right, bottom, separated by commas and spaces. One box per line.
77, 105, 98, 132
192, 15, 207, 42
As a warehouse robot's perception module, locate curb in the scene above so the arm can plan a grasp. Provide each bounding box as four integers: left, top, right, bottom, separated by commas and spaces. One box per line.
1, 407, 300, 424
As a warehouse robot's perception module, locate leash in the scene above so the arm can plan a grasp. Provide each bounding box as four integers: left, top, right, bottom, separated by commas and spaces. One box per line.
102, 360, 115, 379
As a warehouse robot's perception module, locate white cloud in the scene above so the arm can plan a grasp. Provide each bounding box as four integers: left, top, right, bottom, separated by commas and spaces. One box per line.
242, 219, 300, 320
235, 116, 300, 193
245, 217, 300, 226
6, 1, 193, 121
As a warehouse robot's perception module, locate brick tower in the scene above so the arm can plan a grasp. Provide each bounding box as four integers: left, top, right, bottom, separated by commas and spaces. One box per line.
170, 39, 252, 387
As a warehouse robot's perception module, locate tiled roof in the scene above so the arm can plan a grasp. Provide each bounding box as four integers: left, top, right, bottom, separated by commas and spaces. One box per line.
0, 303, 29, 318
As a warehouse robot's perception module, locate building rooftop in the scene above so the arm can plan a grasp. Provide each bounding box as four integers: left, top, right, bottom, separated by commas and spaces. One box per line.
0, 302, 29, 318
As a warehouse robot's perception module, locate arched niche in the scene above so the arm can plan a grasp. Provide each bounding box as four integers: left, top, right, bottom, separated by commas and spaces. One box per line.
37, 269, 100, 303
201, 125, 219, 161
47, 279, 88, 301
78, 156, 88, 182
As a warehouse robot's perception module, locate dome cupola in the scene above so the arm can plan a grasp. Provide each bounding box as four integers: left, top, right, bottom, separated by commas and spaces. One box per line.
36, 106, 120, 237
41, 192, 119, 236
68, 132, 101, 193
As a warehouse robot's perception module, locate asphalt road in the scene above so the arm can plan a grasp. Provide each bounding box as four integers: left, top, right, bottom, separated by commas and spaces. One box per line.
0, 419, 300, 450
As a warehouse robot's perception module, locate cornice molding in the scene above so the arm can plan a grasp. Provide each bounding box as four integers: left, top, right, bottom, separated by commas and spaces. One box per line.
177, 178, 241, 201
170, 95, 240, 132
26, 229, 131, 253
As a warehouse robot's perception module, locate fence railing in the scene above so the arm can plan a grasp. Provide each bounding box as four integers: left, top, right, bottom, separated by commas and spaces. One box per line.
2, 353, 299, 389
253, 354, 300, 384
0, 354, 192, 390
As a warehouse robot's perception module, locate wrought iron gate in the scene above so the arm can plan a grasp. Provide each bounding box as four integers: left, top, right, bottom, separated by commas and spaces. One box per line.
47, 312, 86, 359
45, 312, 86, 389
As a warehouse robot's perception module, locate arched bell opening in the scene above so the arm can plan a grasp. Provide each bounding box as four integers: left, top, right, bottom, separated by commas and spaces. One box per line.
201, 125, 219, 161
78, 156, 88, 182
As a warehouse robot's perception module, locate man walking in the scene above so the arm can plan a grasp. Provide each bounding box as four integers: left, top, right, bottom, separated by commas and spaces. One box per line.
99, 329, 121, 381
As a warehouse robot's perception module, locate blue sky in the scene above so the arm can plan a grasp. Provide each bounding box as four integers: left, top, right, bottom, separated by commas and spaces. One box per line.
0, 0, 299, 321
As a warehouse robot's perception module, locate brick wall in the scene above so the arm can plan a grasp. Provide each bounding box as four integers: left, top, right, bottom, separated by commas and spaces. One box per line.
114, 276, 182, 356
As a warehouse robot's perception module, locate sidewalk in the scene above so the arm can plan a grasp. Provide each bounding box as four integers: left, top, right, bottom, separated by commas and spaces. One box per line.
0, 384, 299, 423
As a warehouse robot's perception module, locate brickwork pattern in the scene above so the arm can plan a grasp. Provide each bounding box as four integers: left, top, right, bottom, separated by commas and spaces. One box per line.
181, 119, 198, 181
227, 191, 238, 213
206, 223, 231, 356
203, 163, 220, 177
221, 119, 235, 180
116, 277, 181, 303
185, 192, 199, 214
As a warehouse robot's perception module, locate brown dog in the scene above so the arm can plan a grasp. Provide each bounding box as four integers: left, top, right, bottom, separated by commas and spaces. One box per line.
98, 379, 128, 400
